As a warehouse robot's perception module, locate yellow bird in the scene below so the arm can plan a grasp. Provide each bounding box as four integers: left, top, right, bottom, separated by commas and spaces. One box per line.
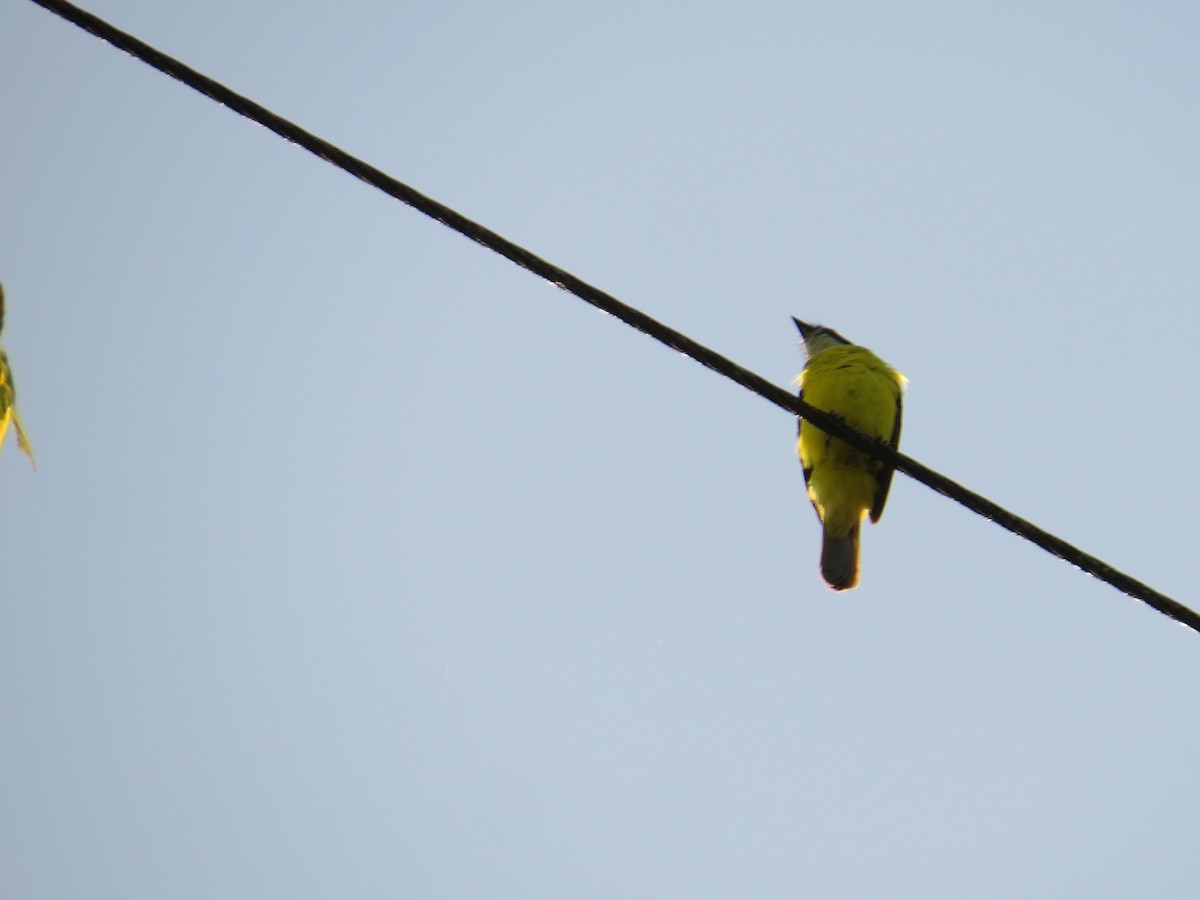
793, 318, 904, 590
0, 282, 35, 468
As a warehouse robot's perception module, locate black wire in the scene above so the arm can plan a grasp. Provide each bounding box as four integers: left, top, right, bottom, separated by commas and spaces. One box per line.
29, 0, 1200, 635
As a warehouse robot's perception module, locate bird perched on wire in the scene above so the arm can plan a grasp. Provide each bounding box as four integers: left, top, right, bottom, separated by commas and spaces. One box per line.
0, 281, 35, 468
793, 318, 904, 590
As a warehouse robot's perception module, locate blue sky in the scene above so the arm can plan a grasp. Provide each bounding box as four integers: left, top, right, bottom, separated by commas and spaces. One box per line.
3, 1, 1200, 897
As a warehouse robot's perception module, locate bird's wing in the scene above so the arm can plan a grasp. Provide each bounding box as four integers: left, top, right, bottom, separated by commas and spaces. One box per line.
797, 389, 815, 490
868, 392, 902, 523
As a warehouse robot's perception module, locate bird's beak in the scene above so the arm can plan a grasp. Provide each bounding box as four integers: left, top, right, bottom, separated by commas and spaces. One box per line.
792, 317, 814, 338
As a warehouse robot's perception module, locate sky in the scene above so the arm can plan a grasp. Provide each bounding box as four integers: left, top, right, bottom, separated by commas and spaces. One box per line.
3, 1, 1200, 897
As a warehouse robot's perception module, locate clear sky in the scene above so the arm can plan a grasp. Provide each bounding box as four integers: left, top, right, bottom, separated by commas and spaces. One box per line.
4, 1, 1200, 897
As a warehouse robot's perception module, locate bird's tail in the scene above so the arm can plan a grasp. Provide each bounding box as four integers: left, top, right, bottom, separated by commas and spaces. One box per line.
820, 523, 861, 591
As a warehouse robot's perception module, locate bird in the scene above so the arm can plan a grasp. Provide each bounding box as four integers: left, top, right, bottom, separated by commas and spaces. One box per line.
0, 281, 35, 468
793, 317, 904, 590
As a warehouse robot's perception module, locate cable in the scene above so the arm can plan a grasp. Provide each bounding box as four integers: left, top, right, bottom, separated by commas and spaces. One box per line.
28, 0, 1200, 635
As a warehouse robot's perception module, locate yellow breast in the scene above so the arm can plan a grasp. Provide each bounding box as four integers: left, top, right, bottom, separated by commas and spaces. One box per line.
797, 345, 904, 530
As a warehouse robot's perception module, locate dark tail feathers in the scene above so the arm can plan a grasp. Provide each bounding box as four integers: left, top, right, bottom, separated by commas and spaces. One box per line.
820, 524, 861, 591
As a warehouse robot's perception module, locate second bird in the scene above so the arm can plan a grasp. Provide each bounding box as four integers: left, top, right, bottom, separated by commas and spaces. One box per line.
793, 318, 905, 591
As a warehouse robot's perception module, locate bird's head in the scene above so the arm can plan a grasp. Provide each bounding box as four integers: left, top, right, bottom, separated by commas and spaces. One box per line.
792, 317, 851, 358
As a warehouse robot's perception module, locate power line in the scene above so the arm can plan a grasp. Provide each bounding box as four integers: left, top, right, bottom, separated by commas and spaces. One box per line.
29, 0, 1200, 635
